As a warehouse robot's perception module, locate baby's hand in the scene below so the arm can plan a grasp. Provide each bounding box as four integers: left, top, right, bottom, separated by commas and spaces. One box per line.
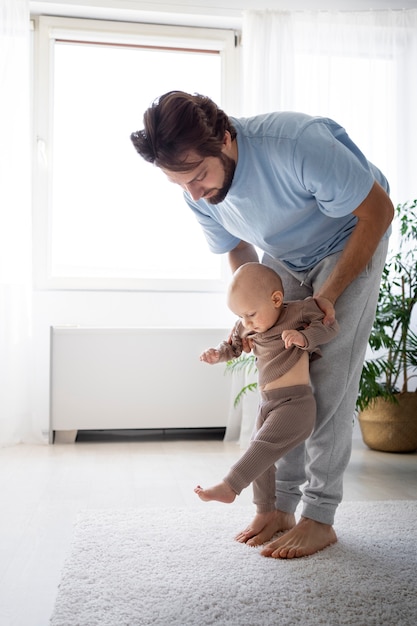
282, 329, 306, 349
200, 348, 221, 364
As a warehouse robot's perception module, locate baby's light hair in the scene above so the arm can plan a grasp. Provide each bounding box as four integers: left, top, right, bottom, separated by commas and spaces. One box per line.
228, 262, 284, 299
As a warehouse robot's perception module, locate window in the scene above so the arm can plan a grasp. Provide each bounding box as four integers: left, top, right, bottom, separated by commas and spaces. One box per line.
33, 17, 239, 290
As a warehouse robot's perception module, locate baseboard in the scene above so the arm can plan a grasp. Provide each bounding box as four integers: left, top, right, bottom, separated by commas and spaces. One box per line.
74, 427, 227, 443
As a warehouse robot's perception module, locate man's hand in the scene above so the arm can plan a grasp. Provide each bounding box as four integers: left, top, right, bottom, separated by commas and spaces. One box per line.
240, 336, 254, 353
313, 296, 336, 326
226, 333, 253, 353
200, 348, 220, 364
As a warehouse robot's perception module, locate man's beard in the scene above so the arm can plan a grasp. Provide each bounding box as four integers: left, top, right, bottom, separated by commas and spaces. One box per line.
207, 153, 236, 204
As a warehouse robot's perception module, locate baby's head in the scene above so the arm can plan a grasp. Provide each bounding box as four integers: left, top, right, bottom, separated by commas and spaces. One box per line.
227, 263, 284, 333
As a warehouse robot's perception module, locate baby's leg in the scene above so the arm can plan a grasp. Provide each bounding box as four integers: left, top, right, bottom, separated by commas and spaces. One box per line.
194, 387, 314, 511
234, 456, 295, 545
226, 387, 315, 500
234, 387, 316, 543
193, 396, 265, 506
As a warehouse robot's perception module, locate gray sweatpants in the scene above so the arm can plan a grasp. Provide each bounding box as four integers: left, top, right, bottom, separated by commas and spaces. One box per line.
224, 385, 316, 513
262, 238, 389, 525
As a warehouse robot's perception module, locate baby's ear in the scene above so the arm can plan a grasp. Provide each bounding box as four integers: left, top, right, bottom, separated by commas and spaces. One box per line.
271, 290, 284, 308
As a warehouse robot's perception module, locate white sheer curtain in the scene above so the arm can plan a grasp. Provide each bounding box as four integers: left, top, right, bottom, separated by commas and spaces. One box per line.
242, 9, 417, 204
227, 9, 417, 445
0, 0, 34, 446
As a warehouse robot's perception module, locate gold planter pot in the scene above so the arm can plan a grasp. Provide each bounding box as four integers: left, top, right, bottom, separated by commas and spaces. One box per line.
358, 392, 417, 453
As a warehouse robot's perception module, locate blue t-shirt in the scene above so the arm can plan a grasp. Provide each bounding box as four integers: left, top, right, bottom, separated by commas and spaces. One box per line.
184, 112, 390, 271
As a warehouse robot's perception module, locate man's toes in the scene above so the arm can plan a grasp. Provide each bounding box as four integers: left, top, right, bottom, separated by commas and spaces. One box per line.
270, 547, 285, 558
283, 547, 297, 558
235, 529, 254, 543
246, 535, 263, 547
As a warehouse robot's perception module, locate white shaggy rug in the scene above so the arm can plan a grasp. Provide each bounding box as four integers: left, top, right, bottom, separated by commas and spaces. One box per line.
50, 501, 417, 626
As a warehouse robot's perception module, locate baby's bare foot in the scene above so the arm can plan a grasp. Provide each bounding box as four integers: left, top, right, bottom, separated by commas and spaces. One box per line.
194, 482, 236, 504
235, 509, 296, 546
260, 516, 337, 558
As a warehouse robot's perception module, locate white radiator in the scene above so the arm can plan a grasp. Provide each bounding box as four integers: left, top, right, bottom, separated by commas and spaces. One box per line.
50, 327, 232, 442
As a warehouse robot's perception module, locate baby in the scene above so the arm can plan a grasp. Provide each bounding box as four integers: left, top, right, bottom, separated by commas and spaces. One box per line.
195, 262, 339, 515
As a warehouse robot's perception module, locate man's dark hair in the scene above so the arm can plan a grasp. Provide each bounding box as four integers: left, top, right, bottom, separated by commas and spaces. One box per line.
130, 91, 237, 172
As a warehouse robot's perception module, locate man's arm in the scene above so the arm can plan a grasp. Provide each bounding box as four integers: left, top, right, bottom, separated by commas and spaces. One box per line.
228, 240, 259, 272
314, 181, 394, 324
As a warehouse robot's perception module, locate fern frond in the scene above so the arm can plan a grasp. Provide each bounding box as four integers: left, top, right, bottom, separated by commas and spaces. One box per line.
234, 382, 258, 408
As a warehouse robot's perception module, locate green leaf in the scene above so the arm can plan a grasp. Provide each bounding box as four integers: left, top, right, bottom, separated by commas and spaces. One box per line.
233, 382, 258, 408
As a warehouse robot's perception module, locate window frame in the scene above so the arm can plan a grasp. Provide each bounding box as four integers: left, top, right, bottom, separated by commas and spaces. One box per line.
32, 15, 240, 292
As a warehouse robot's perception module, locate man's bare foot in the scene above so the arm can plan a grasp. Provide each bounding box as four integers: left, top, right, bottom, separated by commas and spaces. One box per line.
194, 482, 236, 504
260, 516, 337, 558
235, 509, 296, 546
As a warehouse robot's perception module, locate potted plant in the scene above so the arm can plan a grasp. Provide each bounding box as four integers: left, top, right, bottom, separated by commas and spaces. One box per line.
356, 199, 417, 452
